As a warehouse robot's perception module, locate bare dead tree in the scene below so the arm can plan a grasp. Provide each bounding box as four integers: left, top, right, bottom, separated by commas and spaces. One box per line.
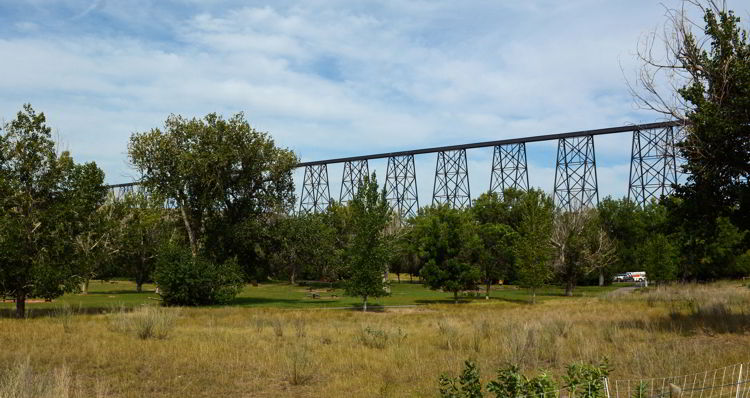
550, 208, 617, 295
627, 0, 728, 122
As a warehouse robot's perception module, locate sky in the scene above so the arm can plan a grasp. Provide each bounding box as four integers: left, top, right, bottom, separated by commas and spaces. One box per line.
1, 0, 742, 206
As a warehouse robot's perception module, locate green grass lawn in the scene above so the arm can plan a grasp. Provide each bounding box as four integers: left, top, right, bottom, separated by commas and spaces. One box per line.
0, 279, 622, 315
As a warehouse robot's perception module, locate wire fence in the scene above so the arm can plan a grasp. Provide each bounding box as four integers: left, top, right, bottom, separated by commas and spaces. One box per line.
498, 363, 749, 398
611, 363, 749, 398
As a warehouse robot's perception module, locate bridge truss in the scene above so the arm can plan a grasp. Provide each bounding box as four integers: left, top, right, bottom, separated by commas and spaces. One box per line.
107, 121, 684, 220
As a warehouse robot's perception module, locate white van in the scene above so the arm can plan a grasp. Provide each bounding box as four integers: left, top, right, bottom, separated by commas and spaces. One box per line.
626, 271, 647, 282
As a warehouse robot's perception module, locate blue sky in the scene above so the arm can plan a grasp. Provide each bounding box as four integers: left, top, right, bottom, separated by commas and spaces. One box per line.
1, 0, 741, 204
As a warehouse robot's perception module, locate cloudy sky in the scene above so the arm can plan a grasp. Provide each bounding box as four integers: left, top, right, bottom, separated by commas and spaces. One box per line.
1, 0, 741, 205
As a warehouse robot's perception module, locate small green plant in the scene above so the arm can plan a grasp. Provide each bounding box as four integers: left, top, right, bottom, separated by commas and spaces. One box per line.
632, 381, 649, 398
439, 360, 483, 398
486, 365, 558, 398
563, 359, 611, 398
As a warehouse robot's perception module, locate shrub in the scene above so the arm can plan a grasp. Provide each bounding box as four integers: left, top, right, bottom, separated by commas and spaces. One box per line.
153, 245, 244, 306
109, 306, 177, 340
487, 365, 558, 398
439, 360, 483, 398
563, 359, 611, 398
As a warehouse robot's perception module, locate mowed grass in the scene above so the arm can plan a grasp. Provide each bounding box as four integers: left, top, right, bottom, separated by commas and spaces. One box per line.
0, 279, 619, 314
1, 282, 749, 397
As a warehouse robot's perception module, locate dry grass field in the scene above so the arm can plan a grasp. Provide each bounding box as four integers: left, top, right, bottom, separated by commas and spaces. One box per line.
1, 282, 749, 397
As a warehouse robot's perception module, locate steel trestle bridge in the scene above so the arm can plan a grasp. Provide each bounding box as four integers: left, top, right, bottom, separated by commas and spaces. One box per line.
108, 121, 683, 219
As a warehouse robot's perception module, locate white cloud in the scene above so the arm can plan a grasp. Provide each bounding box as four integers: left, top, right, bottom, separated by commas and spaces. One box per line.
2, 0, 742, 203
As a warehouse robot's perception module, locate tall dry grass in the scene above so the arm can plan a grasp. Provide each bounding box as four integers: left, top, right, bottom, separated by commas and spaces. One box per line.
0, 283, 748, 397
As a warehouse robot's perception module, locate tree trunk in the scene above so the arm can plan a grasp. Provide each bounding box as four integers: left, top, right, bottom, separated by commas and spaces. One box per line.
454, 291, 459, 304
15, 293, 26, 318
531, 288, 536, 304
290, 268, 296, 285
485, 279, 491, 300
179, 206, 198, 257
565, 280, 574, 296
598, 270, 604, 287
363, 296, 368, 312
81, 279, 90, 295
397, 273, 400, 283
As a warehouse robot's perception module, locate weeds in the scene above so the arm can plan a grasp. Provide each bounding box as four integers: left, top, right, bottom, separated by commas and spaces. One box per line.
284, 343, 315, 386
109, 306, 177, 340
0, 358, 73, 398
357, 326, 407, 349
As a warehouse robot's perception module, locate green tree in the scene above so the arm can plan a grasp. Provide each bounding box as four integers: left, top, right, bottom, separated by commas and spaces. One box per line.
477, 223, 517, 299
128, 112, 298, 271
635, 2, 750, 279
514, 189, 555, 303
344, 174, 391, 311
269, 212, 338, 284
114, 191, 176, 292
0, 105, 104, 317
415, 205, 481, 304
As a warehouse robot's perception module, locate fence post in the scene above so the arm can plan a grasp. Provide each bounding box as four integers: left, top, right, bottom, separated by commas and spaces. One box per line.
604, 377, 611, 398
736, 364, 743, 398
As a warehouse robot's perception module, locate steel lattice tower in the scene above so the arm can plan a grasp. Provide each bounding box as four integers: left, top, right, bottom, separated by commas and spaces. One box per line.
339, 160, 369, 203
432, 149, 471, 208
299, 164, 331, 214
490, 143, 529, 194
628, 126, 678, 206
385, 155, 419, 220
553, 136, 599, 210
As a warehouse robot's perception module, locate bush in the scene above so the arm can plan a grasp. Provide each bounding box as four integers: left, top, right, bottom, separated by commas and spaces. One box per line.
153, 245, 244, 306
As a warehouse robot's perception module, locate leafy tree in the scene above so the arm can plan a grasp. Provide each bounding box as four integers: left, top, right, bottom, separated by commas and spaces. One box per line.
269, 212, 338, 284
416, 204, 481, 304
513, 189, 555, 303
114, 191, 176, 292
128, 112, 298, 272
477, 223, 517, 299
0, 105, 105, 317
638, 233, 678, 283
343, 174, 391, 311
634, 2, 750, 279
472, 189, 525, 228
152, 245, 244, 306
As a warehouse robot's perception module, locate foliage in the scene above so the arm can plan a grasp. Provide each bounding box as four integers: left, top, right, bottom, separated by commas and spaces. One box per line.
152, 245, 244, 306
439, 360, 483, 398
268, 211, 338, 284
0, 104, 106, 317
476, 223, 517, 298
563, 359, 611, 398
343, 174, 391, 311
128, 112, 298, 276
487, 365, 557, 398
415, 205, 481, 303
514, 189, 555, 303
112, 191, 176, 292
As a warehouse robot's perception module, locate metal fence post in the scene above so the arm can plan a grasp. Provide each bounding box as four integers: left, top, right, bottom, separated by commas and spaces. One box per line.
604, 377, 611, 398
